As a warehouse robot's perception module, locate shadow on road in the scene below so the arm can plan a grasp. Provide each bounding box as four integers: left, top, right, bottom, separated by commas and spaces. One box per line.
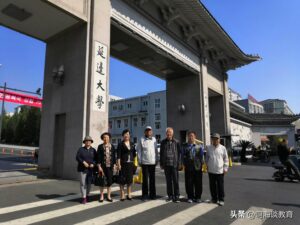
273, 202, 300, 208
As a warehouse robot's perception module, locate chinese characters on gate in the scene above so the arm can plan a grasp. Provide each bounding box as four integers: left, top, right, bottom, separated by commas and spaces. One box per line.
93, 41, 107, 112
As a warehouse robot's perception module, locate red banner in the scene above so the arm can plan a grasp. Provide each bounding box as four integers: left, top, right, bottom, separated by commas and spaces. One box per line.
0, 89, 42, 108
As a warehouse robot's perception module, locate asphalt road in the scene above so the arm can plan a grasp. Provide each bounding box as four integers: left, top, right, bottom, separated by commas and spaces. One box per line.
0, 163, 299, 225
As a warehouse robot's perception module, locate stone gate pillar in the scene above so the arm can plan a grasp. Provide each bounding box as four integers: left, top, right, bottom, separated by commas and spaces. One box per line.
38, 0, 111, 179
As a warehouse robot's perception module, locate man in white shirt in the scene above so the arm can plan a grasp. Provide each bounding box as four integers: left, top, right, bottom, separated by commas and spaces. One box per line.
205, 133, 229, 206
136, 126, 158, 201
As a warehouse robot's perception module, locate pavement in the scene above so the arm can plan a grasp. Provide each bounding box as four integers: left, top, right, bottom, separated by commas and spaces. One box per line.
0, 162, 299, 225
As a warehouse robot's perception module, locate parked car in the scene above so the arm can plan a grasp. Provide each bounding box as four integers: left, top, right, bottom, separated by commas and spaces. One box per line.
232, 146, 253, 162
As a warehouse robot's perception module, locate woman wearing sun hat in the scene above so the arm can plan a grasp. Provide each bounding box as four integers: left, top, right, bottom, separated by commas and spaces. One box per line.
76, 135, 97, 204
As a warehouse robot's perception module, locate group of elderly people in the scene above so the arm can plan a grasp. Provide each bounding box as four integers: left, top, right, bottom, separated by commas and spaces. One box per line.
76, 126, 228, 206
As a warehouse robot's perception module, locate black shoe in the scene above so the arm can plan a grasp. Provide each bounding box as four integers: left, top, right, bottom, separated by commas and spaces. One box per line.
150, 195, 156, 200
106, 198, 113, 202
120, 198, 125, 202
141, 196, 148, 201
127, 196, 132, 201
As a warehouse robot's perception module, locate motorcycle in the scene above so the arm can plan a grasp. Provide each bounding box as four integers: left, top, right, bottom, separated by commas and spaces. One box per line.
272, 155, 300, 182
252, 146, 271, 163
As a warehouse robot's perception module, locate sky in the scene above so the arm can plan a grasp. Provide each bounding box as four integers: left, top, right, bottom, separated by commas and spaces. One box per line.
0, 0, 299, 113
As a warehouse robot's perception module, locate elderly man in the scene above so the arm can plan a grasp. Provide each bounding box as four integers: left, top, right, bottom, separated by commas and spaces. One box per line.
160, 127, 181, 203
206, 133, 229, 206
137, 126, 158, 201
182, 131, 204, 203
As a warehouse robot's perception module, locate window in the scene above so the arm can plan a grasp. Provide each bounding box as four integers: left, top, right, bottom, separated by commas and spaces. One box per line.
117, 120, 121, 128
155, 135, 161, 143
141, 117, 146, 126
127, 103, 132, 109
155, 122, 161, 129
118, 105, 123, 110
124, 119, 128, 128
143, 101, 148, 106
155, 99, 160, 108
109, 121, 112, 129
155, 113, 161, 120
112, 139, 116, 144
112, 105, 117, 111
133, 137, 137, 144
133, 118, 138, 127
118, 138, 122, 143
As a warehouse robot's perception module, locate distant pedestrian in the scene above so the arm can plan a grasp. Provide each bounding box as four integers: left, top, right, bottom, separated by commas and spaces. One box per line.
76, 136, 97, 204
137, 126, 158, 201
206, 133, 229, 206
96, 132, 116, 202
182, 131, 204, 203
117, 129, 137, 201
160, 127, 181, 203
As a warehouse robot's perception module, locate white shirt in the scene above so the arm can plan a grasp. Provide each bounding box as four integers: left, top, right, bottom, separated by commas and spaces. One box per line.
206, 144, 229, 174
136, 136, 158, 165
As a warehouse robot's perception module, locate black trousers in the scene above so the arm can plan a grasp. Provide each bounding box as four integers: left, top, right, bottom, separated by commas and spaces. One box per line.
185, 167, 202, 199
208, 173, 225, 201
141, 165, 156, 198
164, 166, 179, 198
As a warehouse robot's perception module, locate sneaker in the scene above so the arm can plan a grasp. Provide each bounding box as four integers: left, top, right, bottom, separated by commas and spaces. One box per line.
173, 197, 180, 203
195, 199, 203, 203
206, 199, 218, 204
218, 201, 224, 206
187, 199, 193, 203
81, 197, 87, 204
166, 196, 173, 202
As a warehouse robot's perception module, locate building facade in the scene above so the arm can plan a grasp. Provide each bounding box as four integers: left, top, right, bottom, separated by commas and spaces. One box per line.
109, 91, 166, 145
260, 99, 294, 115
235, 95, 264, 114
228, 88, 242, 102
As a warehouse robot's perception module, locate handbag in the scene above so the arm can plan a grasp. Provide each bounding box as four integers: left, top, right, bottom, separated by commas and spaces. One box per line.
94, 172, 106, 186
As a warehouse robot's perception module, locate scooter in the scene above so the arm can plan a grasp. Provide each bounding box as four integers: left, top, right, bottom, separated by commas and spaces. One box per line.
272, 155, 300, 182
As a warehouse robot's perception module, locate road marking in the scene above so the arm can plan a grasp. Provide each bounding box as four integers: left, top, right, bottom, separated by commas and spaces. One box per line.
230, 206, 273, 225
152, 202, 218, 225
0, 186, 120, 215
75, 197, 170, 225
1, 190, 142, 225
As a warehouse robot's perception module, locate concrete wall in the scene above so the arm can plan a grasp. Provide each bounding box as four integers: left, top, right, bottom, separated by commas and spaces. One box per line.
166, 75, 203, 142
39, 0, 111, 179
39, 24, 88, 179
230, 118, 252, 146
46, 0, 88, 21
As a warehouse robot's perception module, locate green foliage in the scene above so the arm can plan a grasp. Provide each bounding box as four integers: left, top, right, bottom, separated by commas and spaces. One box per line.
236, 140, 254, 163
1, 106, 41, 146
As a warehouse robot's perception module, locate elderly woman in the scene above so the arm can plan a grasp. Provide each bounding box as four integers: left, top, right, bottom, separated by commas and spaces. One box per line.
76, 136, 97, 204
117, 129, 137, 201
96, 132, 116, 202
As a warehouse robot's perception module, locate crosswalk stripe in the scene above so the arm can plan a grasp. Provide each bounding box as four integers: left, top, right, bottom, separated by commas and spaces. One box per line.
152, 202, 218, 225
0, 186, 120, 215
1, 190, 142, 225
230, 206, 273, 225
75, 197, 170, 225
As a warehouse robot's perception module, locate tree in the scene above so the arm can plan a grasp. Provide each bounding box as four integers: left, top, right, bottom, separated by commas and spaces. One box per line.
237, 140, 253, 163
1, 106, 41, 146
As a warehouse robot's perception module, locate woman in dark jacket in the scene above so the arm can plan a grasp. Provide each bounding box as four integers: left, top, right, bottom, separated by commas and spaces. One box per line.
117, 129, 137, 201
96, 132, 116, 202
76, 136, 97, 204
